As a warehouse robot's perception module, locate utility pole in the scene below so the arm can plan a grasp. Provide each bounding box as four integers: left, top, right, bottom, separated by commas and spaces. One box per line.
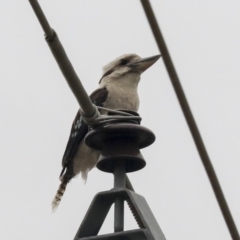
74, 113, 166, 239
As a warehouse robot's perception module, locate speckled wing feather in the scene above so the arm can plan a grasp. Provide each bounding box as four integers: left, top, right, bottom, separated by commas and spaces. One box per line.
60, 110, 88, 177
89, 87, 108, 107
60, 87, 108, 177
52, 87, 109, 210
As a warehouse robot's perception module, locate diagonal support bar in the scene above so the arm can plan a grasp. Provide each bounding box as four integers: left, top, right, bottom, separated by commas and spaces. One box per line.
140, 1, 240, 239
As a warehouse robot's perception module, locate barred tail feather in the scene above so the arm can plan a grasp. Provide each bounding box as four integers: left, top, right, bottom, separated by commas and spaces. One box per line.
52, 180, 68, 211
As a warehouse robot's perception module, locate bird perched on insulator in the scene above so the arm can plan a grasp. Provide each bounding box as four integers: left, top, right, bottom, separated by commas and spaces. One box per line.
52, 53, 161, 210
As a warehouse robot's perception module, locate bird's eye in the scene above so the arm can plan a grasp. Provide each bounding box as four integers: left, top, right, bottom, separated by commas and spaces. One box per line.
120, 59, 129, 65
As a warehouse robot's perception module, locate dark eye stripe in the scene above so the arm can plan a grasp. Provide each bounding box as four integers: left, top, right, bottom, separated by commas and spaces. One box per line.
120, 59, 129, 65
99, 68, 114, 83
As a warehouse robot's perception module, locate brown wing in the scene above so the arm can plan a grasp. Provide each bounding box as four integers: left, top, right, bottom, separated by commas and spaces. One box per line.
60, 87, 108, 176
90, 87, 108, 106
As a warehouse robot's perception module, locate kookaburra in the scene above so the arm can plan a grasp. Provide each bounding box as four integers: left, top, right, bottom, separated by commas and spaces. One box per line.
52, 53, 160, 209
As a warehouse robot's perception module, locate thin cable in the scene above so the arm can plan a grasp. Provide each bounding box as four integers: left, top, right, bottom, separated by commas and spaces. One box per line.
140, 1, 240, 239
80, 107, 141, 126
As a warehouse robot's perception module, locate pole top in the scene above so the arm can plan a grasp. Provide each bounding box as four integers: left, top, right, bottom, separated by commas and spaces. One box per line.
85, 112, 155, 173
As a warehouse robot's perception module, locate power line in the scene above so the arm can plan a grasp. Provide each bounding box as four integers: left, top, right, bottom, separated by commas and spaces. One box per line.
140, 1, 240, 239
29, 0, 98, 119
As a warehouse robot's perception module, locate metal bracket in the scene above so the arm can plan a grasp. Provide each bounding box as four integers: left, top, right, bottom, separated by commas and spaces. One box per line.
74, 188, 166, 240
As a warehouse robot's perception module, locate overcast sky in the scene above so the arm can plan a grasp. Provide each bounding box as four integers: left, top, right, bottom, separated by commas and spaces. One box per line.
0, 1, 240, 240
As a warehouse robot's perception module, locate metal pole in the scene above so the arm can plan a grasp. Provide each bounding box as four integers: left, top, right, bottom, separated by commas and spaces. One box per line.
114, 160, 126, 232
140, 1, 240, 239
28, 0, 97, 119
126, 175, 135, 192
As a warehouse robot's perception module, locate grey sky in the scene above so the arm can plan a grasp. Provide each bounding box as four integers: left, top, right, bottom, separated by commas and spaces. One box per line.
0, 1, 239, 239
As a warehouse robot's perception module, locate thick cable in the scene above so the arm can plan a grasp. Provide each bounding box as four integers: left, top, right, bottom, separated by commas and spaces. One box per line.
28, 0, 97, 119
28, 0, 53, 38
140, 1, 239, 239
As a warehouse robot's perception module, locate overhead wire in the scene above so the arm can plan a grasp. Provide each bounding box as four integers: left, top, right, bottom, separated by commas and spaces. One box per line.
29, 0, 98, 120
140, 1, 240, 240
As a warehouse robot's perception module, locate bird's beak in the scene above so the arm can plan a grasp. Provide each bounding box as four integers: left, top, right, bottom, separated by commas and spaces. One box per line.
128, 54, 161, 73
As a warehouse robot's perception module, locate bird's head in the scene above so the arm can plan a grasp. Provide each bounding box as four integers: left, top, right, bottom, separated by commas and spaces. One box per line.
99, 54, 161, 86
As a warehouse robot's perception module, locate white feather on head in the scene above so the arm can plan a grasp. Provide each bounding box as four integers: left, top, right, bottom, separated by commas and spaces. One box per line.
102, 54, 141, 75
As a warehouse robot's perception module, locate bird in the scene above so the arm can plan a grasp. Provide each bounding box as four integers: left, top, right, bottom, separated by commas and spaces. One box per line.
52, 53, 161, 210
